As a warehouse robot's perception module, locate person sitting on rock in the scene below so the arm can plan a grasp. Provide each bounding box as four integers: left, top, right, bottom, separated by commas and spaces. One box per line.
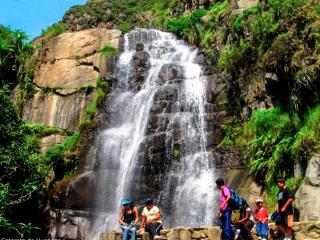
235, 199, 254, 240
119, 199, 139, 240
140, 197, 162, 240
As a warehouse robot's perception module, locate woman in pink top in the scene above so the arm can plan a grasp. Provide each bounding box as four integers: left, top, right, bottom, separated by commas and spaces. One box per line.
216, 178, 232, 240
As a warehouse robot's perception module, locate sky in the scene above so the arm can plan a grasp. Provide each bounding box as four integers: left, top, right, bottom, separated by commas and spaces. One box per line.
0, 0, 86, 40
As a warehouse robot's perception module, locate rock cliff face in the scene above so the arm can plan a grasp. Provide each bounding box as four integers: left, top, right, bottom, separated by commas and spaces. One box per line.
22, 28, 121, 148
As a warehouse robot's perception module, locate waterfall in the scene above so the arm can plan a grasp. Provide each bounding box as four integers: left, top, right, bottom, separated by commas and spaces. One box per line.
87, 29, 217, 238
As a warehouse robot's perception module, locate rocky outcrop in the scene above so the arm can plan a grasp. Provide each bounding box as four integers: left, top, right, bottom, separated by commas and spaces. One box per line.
49, 171, 96, 209
23, 88, 95, 132
101, 222, 320, 240
23, 28, 121, 135
295, 155, 320, 221
48, 209, 93, 239
236, 0, 257, 9
40, 134, 67, 153
34, 29, 120, 92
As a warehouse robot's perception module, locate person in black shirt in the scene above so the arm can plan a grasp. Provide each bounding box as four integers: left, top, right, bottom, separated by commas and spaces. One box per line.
275, 178, 294, 240
119, 199, 139, 240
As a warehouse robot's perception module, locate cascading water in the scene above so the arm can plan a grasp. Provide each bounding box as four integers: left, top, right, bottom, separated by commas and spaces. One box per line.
87, 29, 217, 238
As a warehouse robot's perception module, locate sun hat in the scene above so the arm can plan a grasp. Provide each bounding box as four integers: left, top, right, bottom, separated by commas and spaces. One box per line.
256, 198, 263, 203
144, 197, 153, 204
121, 199, 133, 205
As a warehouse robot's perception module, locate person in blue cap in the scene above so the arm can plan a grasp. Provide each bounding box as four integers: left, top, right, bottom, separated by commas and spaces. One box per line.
119, 199, 139, 240
140, 197, 162, 240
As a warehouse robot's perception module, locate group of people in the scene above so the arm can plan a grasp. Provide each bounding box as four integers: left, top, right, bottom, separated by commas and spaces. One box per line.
216, 178, 295, 240
118, 197, 163, 240
118, 177, 294, 240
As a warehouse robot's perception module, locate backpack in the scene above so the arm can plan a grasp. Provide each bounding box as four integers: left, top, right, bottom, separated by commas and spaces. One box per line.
222, 187, 244, 210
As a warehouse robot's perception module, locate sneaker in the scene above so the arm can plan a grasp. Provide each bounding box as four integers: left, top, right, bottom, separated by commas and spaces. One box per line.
154, 235, 161, 240
234, 229, 241, 240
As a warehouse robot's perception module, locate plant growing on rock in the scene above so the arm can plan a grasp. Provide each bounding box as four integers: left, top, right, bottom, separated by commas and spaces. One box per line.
99, 44, 118, 57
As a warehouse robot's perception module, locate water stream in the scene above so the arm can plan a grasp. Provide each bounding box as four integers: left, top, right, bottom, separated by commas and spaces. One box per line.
87, 28, 216, 238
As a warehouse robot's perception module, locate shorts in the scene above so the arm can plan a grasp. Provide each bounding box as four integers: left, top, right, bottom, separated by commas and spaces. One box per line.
278, 213, 293, 227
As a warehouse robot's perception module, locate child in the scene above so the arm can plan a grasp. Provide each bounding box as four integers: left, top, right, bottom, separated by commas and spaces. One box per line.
254, 199, 268, 240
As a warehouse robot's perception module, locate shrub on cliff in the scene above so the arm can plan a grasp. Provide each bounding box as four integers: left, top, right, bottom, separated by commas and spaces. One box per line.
242, 107, 299, 185
41, 23, 65, 38
0, 91, 48, 237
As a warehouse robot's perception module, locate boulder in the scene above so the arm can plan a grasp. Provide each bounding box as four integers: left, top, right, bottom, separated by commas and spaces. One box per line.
50, 171, 96, 209
295, 155, 320, 221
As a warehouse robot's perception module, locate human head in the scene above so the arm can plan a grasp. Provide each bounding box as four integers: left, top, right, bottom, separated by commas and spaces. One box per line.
121, 199, 134, 210
144, 197, 153, 210
256, 198, 263, 208
215, 178, 224, 189
276, 178, 285, 189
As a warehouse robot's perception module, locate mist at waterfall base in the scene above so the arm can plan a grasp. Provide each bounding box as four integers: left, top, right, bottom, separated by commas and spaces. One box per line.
86, 29, 218, 238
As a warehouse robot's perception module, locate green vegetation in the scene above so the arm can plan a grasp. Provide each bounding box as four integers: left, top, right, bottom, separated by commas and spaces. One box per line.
0, 92, 47, 237
240, 108, 298, 185
167, 9, 207, 44
292, 104, 320, 163
237, 104, 320, 207
99, 44, 118, 57
0, 25, 86, 237
62, 0, 175, 32
79, 76, 110, 131
41, 23, 65, 38
173, 148, 181, 159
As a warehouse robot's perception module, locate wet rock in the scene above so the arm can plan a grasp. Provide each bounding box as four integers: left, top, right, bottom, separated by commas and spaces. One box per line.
131, 44, 151, 91
158, 64, 184, 83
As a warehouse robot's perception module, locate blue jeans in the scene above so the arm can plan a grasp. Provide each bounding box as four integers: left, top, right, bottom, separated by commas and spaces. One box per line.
121, 225, 136, 240
256, 222, 268, 238
220, 208, 232, 240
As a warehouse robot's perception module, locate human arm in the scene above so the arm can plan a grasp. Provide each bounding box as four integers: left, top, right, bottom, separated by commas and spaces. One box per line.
254, 210, 260, 222
262, 209, 269, 223
238, 208, 250, 224
275, 203, 279, 212
140, 215, 146, 229
281, 198, 294, 213
132, 207, 139, 226
149, 212, 161, 223
118, 210, 127, 226
220, 187, 231, 211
